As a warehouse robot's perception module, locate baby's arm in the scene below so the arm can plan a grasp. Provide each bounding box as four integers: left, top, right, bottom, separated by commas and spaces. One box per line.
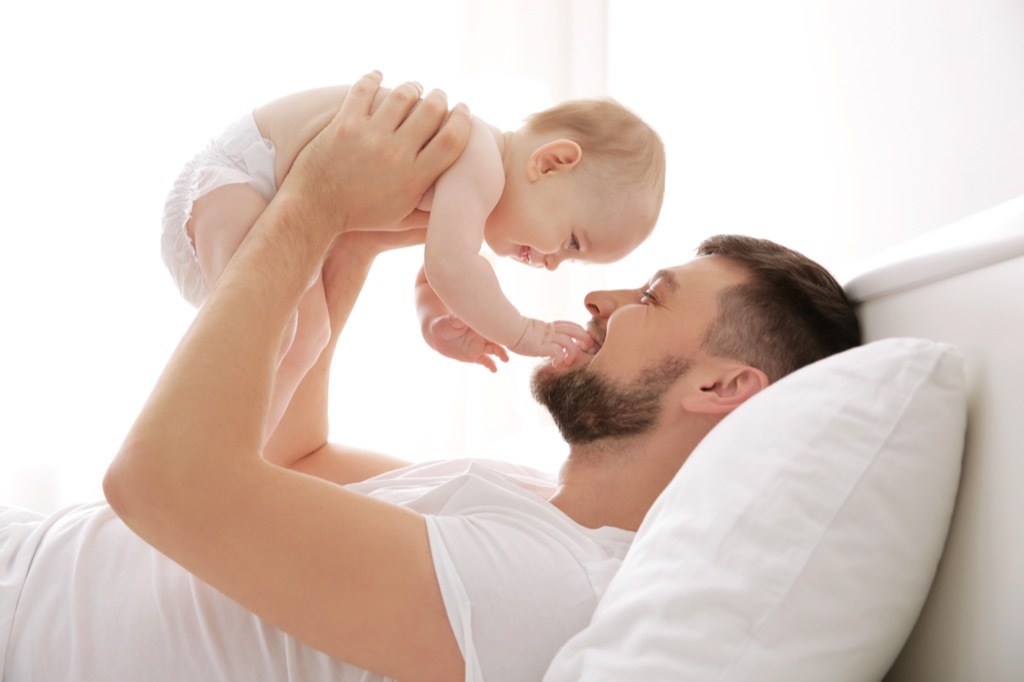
424, 122, 588, 364
415, 265, 509, 371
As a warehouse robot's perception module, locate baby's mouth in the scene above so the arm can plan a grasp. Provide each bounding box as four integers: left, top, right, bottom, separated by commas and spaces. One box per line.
517, 246, 543, 268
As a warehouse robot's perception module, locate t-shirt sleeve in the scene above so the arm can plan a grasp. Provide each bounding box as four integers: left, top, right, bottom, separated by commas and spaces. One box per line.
424, 511, 607, 682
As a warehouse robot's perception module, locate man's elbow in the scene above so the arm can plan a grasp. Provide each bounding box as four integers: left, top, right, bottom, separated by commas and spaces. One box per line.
102, 442, 166, 527
103, 449, 140, 522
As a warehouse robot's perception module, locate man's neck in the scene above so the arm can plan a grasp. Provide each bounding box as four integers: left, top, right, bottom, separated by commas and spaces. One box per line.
547, 434, 696, 532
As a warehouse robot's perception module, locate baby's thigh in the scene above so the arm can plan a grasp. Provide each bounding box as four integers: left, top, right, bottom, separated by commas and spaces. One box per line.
290, 277, 331, 359
189, 183, 270, 286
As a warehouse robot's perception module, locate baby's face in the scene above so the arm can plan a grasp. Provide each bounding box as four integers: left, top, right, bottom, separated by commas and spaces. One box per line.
485, 180, 654, 271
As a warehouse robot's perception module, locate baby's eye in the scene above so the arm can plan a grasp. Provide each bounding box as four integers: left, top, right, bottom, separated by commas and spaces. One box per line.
569, 234, 580, 251
640, 289, 656, 304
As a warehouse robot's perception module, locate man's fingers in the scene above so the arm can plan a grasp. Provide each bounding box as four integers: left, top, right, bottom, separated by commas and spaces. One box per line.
284, 72, 468, 234
416, 101, 472, 177
372, 81, 426, 132
336, 71, 383, 124
396, 88, 450, 149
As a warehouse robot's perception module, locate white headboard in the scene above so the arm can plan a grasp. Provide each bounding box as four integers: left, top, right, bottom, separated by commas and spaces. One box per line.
844, 195, 1024, 681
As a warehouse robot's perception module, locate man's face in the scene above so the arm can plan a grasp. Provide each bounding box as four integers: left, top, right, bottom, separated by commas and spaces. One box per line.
531, 256, 750, 443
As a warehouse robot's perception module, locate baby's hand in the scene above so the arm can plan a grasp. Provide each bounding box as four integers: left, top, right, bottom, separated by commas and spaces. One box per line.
511, 318, 593, 365
428, 314, 510, 372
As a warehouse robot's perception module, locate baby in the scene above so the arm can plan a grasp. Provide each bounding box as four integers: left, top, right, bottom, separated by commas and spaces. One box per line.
162, 80, 665, 429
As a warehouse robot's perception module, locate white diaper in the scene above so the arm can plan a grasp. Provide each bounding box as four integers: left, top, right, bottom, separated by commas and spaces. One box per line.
160, 112, 278, 307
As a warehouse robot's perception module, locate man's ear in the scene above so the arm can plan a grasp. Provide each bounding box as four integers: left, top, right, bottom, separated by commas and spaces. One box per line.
526, 139, 582, 181
680, 364, 770, 415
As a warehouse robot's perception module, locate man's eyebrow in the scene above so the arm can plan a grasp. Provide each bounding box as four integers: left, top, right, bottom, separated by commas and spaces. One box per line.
650, 269, 679, 292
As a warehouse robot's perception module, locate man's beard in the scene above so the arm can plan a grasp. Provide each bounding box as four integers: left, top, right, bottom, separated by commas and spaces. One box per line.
530, 356, 693, 445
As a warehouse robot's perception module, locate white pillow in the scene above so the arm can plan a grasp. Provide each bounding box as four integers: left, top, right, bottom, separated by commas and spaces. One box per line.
544, 337, 967, 682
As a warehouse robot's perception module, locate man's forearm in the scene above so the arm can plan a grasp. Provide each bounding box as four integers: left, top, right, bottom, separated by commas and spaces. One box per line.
106, 193, 336, 533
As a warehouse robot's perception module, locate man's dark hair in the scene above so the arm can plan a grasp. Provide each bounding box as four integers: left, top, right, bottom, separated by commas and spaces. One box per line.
697, 234, 862, 383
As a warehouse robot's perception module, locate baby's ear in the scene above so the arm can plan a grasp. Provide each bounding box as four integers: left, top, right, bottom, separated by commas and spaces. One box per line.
527, 139, 582, 180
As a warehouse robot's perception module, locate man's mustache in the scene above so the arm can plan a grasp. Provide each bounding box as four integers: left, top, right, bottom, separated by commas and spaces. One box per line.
586, 318, 605, 347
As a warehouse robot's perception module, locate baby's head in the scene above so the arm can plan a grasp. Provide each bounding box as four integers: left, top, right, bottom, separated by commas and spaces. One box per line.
486, 98, 665, 271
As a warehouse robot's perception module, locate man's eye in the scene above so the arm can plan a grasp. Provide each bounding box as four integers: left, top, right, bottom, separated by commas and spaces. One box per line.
569, 235, 580, 251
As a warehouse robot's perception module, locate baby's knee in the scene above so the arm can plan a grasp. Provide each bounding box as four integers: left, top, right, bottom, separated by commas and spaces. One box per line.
301, 316, 331, 356
286, 312, 331, 368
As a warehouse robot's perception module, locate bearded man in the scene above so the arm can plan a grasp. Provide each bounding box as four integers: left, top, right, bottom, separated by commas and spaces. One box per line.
2, 73, 859, 682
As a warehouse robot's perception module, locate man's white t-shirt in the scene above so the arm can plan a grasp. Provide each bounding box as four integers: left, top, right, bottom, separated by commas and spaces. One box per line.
1, 459, 633, 681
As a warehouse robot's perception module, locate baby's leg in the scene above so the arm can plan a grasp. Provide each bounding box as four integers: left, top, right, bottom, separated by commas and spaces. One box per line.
190, 181, 326, 438
189, 183, 269, 288
265, 275, 331, 438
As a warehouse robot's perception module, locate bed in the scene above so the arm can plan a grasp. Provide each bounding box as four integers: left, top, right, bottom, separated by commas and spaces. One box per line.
853, 194, 1024, 681
542, 194, 1024, 681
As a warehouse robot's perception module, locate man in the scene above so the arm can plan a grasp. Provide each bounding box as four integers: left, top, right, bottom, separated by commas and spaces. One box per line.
1, 73, 860, 681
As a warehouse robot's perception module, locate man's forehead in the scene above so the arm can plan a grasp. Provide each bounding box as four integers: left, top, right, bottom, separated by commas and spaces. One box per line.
648, 268, 680, 291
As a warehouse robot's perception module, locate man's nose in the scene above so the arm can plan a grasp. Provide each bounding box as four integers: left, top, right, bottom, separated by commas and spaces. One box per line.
583, 288, 634, 317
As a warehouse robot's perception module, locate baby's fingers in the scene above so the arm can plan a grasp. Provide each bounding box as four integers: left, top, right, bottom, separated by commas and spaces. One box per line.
551, 321, 594, 359
552, 320, 590, 341
489, 343, 510, 364
543, 335, 576, 366
477, 356, 498, 373
476, 344, 509, 373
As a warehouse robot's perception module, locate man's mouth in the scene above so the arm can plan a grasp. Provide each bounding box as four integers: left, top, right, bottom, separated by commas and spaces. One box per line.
583, 319, 605, 355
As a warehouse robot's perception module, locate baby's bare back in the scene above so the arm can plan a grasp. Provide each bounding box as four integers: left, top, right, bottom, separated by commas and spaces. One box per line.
251, 85, 358, 189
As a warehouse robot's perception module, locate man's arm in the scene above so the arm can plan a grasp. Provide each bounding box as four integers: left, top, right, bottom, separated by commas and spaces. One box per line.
104, 73, 470, 680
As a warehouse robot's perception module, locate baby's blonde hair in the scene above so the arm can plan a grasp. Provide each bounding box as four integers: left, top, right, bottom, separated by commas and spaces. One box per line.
524, 98, 666, 217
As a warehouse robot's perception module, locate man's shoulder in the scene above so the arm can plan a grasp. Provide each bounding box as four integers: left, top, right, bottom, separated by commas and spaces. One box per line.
348, 457, 557, 504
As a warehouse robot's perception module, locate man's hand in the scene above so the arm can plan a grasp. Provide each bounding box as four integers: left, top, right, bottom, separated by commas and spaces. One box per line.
277, 71, 472, 237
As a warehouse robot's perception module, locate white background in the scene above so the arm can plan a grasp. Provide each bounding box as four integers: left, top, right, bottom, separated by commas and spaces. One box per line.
2, 0, 1022, 511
